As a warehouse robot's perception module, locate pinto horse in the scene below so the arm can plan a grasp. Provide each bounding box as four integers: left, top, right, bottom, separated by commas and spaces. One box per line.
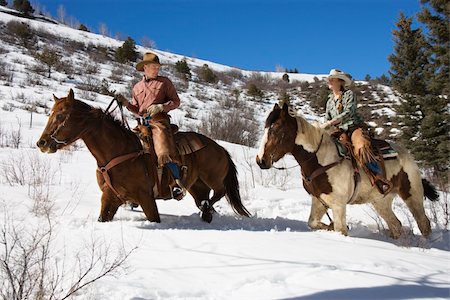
256, 102, 438, 238
36, 89, 250, 223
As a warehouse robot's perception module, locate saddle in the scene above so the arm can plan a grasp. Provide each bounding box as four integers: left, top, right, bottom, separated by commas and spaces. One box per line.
331, 129, 397, 195
132, 124, 206, 199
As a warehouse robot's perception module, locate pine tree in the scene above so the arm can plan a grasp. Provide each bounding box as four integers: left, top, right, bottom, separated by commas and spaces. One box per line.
416, 0, 450, 179
417, 0, 449, 96
35, 47, 61, 78
388, 12, 429, 95
13, 0, 34, 15
198, 64, 217, 84
389, 9, 449, 180
175, 59, 191, 79
115, 37, 138, 63
78, 24, 89, 32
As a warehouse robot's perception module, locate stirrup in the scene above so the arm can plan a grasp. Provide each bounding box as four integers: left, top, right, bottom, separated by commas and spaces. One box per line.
172, 186, 184, 200
375, 179, 393, 196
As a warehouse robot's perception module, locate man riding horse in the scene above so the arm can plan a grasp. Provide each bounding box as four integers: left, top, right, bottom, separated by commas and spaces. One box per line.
116, 52, 184, 199
320, 69, 392, 195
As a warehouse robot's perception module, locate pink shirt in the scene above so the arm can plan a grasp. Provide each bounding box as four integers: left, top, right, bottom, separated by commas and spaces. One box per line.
126, 76, 180, 116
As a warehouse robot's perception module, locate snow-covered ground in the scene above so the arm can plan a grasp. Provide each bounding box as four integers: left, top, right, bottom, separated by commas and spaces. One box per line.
0, 7, 449, 300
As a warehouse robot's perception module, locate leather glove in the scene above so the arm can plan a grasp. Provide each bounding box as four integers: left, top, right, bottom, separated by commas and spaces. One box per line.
146, 104, 164, 116
319, 121, 332, 130
115, 94, 128, 105
287, 106, 298, 117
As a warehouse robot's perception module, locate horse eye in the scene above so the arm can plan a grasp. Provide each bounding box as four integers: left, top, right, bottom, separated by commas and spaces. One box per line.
56, 113, 65, 121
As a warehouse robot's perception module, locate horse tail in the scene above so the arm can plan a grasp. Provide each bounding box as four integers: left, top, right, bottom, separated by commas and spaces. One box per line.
224, 150, 251, 217
422, 178, 439, 201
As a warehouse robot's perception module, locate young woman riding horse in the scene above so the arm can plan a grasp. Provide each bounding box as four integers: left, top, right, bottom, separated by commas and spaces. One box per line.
37, 89, 250, 223
321, 69, 392, 195
256, 100, 438, 238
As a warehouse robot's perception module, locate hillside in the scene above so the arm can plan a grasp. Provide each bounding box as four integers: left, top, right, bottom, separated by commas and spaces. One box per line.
0, 7, 448, 300
0, 6, 400, 143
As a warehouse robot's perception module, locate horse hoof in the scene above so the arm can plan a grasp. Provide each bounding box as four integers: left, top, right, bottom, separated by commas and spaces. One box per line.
98, 216, 105, 222
201, 212, 213, 223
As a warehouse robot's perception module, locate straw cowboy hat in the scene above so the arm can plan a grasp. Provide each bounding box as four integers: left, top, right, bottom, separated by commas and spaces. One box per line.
136, 52, 161, 71
327, 69, 352, 87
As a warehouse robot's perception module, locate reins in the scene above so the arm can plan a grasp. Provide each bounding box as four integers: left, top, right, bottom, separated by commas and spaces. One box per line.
96, 96, 145, 201
105, 97, 131, 131
98, 150, 145, 201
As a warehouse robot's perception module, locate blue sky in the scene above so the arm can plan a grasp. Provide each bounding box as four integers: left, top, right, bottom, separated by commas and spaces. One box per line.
35, 0, 422, 79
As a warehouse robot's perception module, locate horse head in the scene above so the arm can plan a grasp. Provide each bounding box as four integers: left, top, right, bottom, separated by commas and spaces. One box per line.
36, 89, 84, 153
256, 102, 298, 169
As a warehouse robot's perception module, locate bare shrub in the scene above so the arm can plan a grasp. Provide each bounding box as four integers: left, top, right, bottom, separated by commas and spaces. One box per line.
26, 72, 44, 86
218, 89, 244, 110
0, 60, 14, 83
78, 89, 98, 102
244, 72, 274, 91
5, 20, 36, 49
199, 108, 259, 147
0, 152, 27, 186
109, 65, 125, 83
9, 118, 23, 149
76, 76, 101, 93
27, 153, 58, 217
0, 212, 135, 300
79, 61, 100, 75
225, 68, 244, 81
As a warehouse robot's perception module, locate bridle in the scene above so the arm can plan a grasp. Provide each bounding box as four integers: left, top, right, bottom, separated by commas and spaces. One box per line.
49, 111, 71, 145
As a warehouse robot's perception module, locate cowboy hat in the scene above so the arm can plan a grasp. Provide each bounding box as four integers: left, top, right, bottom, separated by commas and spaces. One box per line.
136, 52, 161, 71
327, 69, 352, 87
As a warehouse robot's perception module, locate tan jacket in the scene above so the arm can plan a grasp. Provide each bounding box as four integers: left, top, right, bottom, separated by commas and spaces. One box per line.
126, 76, 180, 116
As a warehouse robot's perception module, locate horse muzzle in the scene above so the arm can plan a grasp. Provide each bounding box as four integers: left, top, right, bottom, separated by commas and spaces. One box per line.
256, 155, 272, 169
36, 138, 58, 153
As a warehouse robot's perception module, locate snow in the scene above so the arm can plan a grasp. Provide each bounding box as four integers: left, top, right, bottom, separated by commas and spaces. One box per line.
0, 8, 449, 300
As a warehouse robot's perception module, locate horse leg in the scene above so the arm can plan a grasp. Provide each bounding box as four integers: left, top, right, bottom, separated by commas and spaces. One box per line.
98, 190, 120, 222
137, 188, 161, 223
400, 194, 431, 237
371, 196, 403, 239
188, 179, 213, 223
330, 204, 348, 236
308, 196, 334, 231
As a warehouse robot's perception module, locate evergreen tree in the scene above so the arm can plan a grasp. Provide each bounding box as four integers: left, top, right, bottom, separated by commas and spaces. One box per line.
247, 83, 263, 100
198, 64, 217, 84
35, 47, 61, 78
389, 10, 449, 180
175, 58, 191, 79
115, 37, 138, 64
0, 0, 8, 7
78, 24, 89, 32
13, 0, 34, 15
388, 12, 429, 95
417, 0, 449, 96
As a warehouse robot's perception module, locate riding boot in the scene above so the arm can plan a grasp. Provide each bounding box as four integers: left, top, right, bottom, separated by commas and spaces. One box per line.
151, 113, 185, 200
351, 127, 392, 196
166, 162, 186, 200
365, 161, 392, 196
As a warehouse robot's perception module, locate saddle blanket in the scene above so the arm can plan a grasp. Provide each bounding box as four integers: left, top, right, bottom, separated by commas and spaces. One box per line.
334, 138, 398, 160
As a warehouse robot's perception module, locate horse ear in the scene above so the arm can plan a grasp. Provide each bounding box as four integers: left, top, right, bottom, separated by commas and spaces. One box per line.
53, 94, 59, 102
67, 89, 74, 101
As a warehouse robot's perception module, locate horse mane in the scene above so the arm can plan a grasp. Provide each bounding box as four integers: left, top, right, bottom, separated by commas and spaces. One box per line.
289, 107, 325, 152
73, 99, 138, 141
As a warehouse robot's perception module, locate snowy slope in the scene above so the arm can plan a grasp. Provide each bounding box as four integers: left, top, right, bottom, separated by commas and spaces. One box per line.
0, 8, 449, 300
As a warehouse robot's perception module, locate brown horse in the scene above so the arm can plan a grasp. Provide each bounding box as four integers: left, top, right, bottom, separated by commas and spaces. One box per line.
36, 89, 250, 223
256, 102, 439, 238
